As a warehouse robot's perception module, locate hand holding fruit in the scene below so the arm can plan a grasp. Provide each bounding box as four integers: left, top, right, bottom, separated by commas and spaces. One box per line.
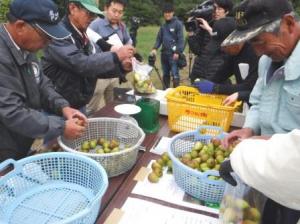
63, 118, 86, 139
62, 106, 87, 127
222, 128, 254, 148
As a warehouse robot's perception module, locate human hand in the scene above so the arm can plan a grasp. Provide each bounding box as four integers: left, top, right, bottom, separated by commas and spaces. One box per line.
62, 107, 87, 126
150, 49, 157, 56
173, 53, 179, 60
197, 18, 212, 34
121, 58, 133, 72
219, 160, 237, 186
116, 45, 135, 61
223, 92, 239, 106
63, 118, 86, 139
193, 79, 215, 93
222, 128, 254, 148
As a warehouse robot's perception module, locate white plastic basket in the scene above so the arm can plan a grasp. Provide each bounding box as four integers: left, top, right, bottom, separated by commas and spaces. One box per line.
58, 117, 145, 177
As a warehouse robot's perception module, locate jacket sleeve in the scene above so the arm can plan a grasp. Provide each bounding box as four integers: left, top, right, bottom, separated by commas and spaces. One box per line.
215, 56, 259, 96
242, 56, 266, 135
0, 61, 64, 139
44, 38, 123, 79
153, 27, 163, 50
38, 66, 70, 115
230, 129, 300, 210
175, 21, 184, 53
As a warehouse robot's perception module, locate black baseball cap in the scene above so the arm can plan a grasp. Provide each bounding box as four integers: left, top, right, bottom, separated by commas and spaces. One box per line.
221, 0, 294, 47
9, 0, 71, 40
162, 3, 174, 13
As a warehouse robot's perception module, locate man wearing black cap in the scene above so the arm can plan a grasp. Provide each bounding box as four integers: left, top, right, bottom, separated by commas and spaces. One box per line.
42, 0, 134, 113
151, 3, 184, 88
220, 0, 300, 223
0, 0, 88, 161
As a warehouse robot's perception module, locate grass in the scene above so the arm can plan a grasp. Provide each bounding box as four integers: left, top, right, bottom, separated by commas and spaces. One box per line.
121, 25, 192, 90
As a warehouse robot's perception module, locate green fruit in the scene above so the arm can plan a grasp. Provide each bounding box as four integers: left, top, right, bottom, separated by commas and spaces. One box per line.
206, 158, 215, 168
200, 153, 209, 162
111, 147, 120, 153
109, 139, 119, 149
200, 163, 209, 172
213, 164, 221, 171
81, 141, 90, 151
194, 141, 203, 151
103, 147, 111, 153
96, 148, 104, 154
89, 139, 97, 149
103, 141, 110, 149
151, 161, 162, 170
216, 155, 225, 164
222, 208, 237, 223
245, 207, 261, 221
98, 137, 106, 146
161, 152, 170, 163
235, 199, 250, 210
208, 175, 218, 180
211, 138, 221, 147
215, 150, 224, 157
157, 158, 165, 166
182, 153, 192, 161
191, 150, 198, 159
148, 172, 159, 183
153, 167, 163, 177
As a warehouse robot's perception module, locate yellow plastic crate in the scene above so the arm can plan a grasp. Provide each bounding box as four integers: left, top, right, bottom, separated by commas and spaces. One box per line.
165, 86, 241, 132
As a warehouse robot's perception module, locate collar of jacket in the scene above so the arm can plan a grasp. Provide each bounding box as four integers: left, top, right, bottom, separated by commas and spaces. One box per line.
0, 24, 28, 66
61, 16, 87, 47
284, 40, 300, 81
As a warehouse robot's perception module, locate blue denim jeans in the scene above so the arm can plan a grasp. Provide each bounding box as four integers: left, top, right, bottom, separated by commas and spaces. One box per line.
161, 53, 180, 79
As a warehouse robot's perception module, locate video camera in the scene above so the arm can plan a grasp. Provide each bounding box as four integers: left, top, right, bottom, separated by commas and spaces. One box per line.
130, 16, 141, 30
148, 54, 156, 67
184, 0, 214, 32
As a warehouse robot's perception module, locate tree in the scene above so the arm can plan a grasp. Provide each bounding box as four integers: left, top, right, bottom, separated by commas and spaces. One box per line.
0, 0, 11, 23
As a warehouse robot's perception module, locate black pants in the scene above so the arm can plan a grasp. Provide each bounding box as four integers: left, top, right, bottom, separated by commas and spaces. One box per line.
263, 199, 300, 224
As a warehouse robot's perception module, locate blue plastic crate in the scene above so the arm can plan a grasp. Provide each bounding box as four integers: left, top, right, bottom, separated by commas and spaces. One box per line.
0, 152, 108, 224
168, 126, 226, 203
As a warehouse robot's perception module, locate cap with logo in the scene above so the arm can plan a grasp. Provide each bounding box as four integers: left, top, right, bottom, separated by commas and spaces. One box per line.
9, 0, 71, 40
221, 0, 293, 47
69, 0, 104, 16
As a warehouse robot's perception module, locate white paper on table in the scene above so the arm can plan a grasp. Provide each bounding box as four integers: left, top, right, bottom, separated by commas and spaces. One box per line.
119, 197, 219, 224
149, 136, 171, 155
132, 160, 219, 214
107, 33, 123, 47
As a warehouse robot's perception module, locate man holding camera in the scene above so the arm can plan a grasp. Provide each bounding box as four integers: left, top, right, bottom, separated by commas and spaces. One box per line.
187, 0, 233, 83
151, 3, 184, 88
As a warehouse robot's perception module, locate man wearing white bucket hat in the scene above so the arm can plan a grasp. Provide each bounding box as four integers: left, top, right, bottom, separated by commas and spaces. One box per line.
0, 0, 88, 161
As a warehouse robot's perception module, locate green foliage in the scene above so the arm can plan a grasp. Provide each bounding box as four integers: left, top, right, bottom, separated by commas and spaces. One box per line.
0, 0, 11, 23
